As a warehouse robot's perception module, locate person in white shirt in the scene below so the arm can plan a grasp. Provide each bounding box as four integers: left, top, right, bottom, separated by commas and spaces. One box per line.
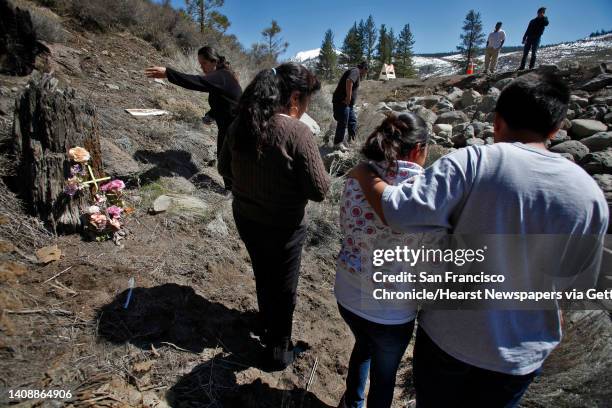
484, 22, 506, 73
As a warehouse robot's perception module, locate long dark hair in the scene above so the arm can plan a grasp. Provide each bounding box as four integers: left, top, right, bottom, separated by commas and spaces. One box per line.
236, 62, 321, 155
198, 46, 231, 70
362, 113, 429, 170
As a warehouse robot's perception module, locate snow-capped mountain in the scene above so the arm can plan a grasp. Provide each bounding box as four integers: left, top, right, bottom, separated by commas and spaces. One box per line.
291, 34, 612, 78
289, 48, 343, 69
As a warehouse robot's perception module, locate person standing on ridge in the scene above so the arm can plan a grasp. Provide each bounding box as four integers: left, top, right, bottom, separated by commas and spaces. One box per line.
145, 46, 242, 192
484, 22, 506, 74
519, 7, 549, 70
332, 61, 369, 151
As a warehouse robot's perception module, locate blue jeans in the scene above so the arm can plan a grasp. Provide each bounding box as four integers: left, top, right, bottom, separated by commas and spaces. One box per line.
338, 304, 415, 408
413, 327, 540, 408
519, 37, 541, 70
333, 103, 357, 145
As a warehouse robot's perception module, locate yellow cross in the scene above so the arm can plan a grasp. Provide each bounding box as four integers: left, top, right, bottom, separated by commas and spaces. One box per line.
81, 164, 110, 192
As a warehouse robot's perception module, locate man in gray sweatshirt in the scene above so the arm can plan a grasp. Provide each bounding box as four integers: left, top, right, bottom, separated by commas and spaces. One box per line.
349, 73, 608, 407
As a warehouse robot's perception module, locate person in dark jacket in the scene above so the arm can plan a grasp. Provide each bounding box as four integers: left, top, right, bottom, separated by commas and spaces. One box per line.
219, 62, 330, 371
519, 7, 549, 70
145, 46, 242, 190
332, 61, 368, 151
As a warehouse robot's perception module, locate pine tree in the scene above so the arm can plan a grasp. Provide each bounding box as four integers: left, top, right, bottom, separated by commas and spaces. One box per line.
377, 24, 390, 69
261, 20, 289, 62
185, 0, 227, 33
387, 28, 395, 65
457, 9, 485, 71
341, 22, 363, 66
317, 29, 338, 81
362, 15, 377, 77
395, 24, 416, 78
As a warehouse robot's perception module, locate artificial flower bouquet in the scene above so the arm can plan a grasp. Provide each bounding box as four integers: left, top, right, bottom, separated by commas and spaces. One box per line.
64, 147, 133, 241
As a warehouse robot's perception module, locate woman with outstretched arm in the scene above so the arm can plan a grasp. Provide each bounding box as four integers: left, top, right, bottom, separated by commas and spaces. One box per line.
145, 46, 242, 191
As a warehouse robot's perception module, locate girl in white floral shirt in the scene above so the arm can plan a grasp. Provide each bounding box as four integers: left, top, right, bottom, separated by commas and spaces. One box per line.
335, 113, 434, 408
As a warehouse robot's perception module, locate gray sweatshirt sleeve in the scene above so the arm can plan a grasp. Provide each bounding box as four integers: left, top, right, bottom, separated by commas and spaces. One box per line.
381, 150, 473, 232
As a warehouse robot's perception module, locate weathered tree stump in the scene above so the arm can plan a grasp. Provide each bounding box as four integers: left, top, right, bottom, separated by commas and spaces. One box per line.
13, 73, 103, 233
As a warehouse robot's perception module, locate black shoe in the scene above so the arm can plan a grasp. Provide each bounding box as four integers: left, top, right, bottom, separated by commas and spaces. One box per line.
262, 339, 310, 372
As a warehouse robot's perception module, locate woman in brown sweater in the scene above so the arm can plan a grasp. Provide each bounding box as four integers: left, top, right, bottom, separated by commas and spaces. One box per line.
219, 62, 330, 370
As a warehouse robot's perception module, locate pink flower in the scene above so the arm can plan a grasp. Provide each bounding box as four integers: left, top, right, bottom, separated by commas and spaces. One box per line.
106, 205, 123, 219
89, 213, 108, 231
94, 194, 107, 204
100, 179, 125, 192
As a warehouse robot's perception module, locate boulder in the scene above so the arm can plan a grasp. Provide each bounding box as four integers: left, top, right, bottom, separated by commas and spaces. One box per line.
570, 119, 608, 139
559, 153, 575, 162
0, 1, 46, 75
151, 194, 208, 214
459, 89, 482, 108
482, 127, 495, 140
466, 137, 485, 146
566, 109, 576, 120
570, 95, 589, 108
537, 64, 560, 74
580, 74, 612, 92
583, 104, 609, 121
205, 213, 229, 237
414, 106, 437, 124
494, 78, 514, 91
561, 118, 572, 130
604, 112, 612, 125
471, 121, 487, 137
436, 111, 469, 126
433, 124, 453, 135
445, 87, 463, 104
100, 138, 140, 179
300, 112, 321, 135
488, 87, 501, 96
414, 95, 442, 109
550, 129, 571, 146
375, 102, 392, 112
549, 140, 589, 161
580, 149, 612, 174
452, 123, 470, 135
387, 101, 408, 111
580, 132, 612, 152
433, 99, 454, 112
476, 95, 498, 113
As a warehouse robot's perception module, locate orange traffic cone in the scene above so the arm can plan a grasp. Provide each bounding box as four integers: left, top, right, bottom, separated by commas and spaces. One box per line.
466, 60, 475, 75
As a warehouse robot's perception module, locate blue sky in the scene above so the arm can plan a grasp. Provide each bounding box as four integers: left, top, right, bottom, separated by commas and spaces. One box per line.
167, 0, 612, 57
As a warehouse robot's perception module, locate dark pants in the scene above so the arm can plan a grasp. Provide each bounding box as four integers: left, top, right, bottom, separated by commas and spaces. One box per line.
216, 127, 232, 191
413, 327, 540, 408
233, 210, 307, 347
338, 304, 415, 408
333, 103, 357, 145
519, 37, 541, 70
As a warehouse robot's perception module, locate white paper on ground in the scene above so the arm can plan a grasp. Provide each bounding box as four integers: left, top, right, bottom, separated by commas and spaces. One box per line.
125, 109, 170, 117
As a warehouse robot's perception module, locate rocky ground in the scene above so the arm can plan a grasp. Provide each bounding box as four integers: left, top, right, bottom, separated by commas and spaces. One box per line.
0, 2, 611, 408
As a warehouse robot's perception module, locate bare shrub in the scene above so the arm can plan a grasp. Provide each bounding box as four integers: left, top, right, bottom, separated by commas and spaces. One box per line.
153, 89, 206, 124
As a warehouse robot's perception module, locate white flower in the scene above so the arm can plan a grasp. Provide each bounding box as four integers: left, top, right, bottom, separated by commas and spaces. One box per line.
87, 205, 101, 214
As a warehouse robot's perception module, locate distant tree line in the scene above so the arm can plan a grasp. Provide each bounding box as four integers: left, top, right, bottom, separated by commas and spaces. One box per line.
316, 15, 417, 81
589, 29, 612, 37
